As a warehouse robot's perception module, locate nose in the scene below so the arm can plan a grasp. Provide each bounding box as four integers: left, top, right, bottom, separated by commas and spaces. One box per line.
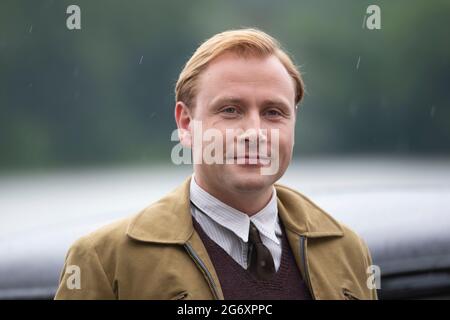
239, 110, 267, 144
242, 110, 261, 139
244, 109, 261, 131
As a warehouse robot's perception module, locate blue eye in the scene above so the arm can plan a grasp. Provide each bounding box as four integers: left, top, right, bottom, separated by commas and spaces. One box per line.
266, 109, 282, 116
222, 106, 237, 114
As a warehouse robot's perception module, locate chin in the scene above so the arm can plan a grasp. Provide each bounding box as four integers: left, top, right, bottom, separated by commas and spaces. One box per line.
227, 167, 276, 192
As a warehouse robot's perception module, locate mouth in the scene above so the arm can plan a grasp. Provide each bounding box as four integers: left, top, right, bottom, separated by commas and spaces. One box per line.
230, 156, 271, 165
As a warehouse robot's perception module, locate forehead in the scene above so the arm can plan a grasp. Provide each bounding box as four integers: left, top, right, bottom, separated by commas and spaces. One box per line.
195, 52, 296, 106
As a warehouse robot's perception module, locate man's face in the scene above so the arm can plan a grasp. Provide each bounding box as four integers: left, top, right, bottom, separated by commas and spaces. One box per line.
185, 52, 297, 194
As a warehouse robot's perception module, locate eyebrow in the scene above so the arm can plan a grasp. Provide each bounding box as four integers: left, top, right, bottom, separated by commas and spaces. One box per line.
210, 96, 292, 110
210, 96, 245, 108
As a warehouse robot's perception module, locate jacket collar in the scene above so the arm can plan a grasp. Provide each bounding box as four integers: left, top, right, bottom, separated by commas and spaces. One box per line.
126, 176, 344, 244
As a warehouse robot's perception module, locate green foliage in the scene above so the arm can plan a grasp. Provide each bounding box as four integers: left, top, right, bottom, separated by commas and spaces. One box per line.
0, 0, 449, 170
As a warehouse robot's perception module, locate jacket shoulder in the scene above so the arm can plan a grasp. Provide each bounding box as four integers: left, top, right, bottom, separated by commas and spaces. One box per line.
275, 183, 371, 265
275, 184, 377, 299
74, 215, 134, 250
55, 216, 136, 299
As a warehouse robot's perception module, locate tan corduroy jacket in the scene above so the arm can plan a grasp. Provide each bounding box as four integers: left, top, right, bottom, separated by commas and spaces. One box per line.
54, 177, 378, 300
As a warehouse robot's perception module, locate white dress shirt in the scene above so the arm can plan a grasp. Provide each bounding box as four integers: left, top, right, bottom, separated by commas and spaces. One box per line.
189, 175, 283, 271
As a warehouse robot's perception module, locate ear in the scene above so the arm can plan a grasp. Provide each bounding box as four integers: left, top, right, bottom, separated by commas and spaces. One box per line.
174, 101, 193, 148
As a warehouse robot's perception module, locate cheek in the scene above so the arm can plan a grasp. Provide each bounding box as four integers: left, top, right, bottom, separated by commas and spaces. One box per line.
269, 125, 295, 151
278, 136, 294, 156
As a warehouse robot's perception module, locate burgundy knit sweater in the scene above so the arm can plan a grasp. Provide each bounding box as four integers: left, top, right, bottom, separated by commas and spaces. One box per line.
192, 218, 312, 300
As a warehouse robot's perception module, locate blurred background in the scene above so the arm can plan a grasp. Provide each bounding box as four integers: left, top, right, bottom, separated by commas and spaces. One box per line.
1, 0, 450, 299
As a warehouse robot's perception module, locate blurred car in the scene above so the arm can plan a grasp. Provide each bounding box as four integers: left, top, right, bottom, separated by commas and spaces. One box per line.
315, 186, 450, 299
1, 158, 449, 299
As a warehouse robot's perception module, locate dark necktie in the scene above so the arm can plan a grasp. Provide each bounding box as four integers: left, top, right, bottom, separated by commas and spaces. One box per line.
247, 221, 276, 281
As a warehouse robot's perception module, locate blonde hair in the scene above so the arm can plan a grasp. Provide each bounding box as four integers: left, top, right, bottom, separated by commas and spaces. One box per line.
175, 28, 304, 108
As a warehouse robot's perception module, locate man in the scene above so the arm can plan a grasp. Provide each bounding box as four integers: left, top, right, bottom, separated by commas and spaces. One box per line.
55, 28, 377, 300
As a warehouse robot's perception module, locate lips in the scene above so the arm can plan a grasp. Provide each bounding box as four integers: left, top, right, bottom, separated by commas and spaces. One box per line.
232, 156, 271, 165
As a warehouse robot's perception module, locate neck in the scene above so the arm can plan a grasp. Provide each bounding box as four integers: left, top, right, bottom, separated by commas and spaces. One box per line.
193, 175, 273, 216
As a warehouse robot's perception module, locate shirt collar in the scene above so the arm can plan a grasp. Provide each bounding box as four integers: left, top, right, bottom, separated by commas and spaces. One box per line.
190, 174, 280, 244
